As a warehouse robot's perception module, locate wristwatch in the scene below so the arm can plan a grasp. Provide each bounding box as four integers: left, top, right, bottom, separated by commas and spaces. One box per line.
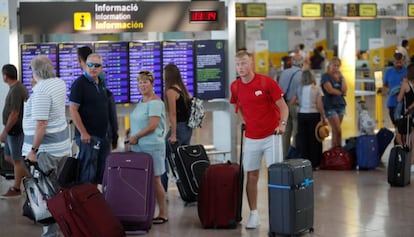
280, 120, 287, 126
31, 147, 39, 153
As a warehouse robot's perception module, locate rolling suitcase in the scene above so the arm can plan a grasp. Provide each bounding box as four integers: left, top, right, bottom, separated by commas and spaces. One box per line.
268, 159, 314, 236
103, 152, 155, 232
197, 124, 244, 228
356, 135, 380, 169
0, 145, 14, 179
167, 143, 210, 203
47, 183, 125, 237
388, 145, 411, 187
376, 128, 394, 158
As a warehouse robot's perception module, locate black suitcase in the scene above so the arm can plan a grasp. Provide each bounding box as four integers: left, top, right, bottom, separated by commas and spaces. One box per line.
268, 159, 314, 236
388, 145, 411, 187
167, 143, 210, 204
0, 146, 14, 179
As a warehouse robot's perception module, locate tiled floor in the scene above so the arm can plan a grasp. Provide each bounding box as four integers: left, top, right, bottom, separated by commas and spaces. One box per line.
2, 146, 414, 237
2, 97, 412, 237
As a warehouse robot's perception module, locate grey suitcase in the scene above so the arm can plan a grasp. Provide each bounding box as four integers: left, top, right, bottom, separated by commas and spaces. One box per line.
268, 159, 314, 236
0, 145, 14, 179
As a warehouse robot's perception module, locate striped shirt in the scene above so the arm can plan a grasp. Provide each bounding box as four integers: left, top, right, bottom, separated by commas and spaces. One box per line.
22, 77, 70, 156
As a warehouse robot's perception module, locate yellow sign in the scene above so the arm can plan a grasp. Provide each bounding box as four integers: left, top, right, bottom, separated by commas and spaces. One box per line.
236, 3, 244, 17
302, 3, 322, 17
323, 4, 335, 17
245, 3, 266, 17
359, 4, 377, 17
408, 4, 414, 17
347, 4, 359, 17
0, 14, 8, 29
73, 12, 92, 31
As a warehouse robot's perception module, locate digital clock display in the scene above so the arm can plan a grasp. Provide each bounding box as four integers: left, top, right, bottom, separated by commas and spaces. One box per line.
190, 10, 218, 22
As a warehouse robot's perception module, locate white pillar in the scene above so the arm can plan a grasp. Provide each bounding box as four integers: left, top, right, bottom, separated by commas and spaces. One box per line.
211, 0, 238, 162
0, 0, 18, 131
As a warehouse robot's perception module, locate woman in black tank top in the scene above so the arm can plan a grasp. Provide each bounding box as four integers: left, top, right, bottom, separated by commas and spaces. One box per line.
397, 64, 414, 150
161, 64, 193, 192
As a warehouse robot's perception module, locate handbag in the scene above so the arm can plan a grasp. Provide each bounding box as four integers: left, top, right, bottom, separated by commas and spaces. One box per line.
22, 161, 56, 224
320, 146, 354, 170
58, 156, 80, 188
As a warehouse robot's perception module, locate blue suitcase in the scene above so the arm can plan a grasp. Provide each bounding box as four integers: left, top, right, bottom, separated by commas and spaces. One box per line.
356, 135, 379, 169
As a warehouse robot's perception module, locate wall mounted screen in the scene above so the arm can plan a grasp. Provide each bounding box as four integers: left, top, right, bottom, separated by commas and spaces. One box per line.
94, 42, 129, 103
20, 43, 58, 94
58, 42, 93, 104
162, 41, 194, 97
129, 41, 162, 103
194, 40, 226, 99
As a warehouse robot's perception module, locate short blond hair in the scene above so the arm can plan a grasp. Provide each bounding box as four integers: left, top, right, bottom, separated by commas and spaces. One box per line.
138, 70, 154, 84
235, 50, 252, 59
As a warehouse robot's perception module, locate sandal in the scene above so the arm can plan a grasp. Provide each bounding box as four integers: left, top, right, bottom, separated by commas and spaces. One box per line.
153, 217, 168, 225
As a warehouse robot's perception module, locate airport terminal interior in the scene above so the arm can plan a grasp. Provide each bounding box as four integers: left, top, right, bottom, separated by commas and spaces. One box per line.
2, 0, 414, 236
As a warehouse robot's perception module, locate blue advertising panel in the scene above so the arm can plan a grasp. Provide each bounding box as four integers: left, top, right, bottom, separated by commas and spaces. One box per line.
129, 41, 162, 103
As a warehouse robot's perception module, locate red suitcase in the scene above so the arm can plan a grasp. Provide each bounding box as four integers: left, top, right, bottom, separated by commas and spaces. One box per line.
47, 183, 125, 237
197, 125, 244, 228
103, 152, 155, 232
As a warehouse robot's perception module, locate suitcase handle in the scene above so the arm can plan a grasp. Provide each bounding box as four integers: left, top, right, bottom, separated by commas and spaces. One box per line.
237, 124, 245, 222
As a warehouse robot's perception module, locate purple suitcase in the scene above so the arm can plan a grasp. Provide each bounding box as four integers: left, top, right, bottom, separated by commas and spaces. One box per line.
103, 152, 155, 232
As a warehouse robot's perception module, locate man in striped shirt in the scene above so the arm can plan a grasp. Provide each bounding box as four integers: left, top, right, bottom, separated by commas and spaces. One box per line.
24, 55, 71, 237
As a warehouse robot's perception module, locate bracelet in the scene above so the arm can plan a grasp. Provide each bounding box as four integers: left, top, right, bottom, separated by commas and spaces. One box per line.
280, 119, 287, 126
31, 147, 39, 153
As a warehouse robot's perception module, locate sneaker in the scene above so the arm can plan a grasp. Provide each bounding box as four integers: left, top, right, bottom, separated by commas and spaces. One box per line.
1, 187, 21, 198
245, 212, 260, 229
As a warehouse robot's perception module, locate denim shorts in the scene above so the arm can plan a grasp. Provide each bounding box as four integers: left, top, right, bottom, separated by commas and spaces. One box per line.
4, 133, 24, 161
324, 106, 346, 118
133, 145, 166, 176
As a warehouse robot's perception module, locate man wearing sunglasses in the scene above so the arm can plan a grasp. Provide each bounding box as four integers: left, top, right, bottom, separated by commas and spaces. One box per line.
69, 53, 111, 185
77, 47, 118, 151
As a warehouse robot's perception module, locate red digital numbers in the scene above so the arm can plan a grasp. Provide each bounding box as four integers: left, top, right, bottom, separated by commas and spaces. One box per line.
190, 11, 218, 22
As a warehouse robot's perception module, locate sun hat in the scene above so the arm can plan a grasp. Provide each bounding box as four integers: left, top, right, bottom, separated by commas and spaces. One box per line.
315, 121, 329, 143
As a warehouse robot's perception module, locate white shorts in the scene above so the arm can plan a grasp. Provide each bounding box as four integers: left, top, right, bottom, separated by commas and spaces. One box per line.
243, 135, 278, 172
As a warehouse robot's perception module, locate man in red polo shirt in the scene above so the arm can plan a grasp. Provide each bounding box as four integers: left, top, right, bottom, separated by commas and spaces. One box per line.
230, 50, 288, 229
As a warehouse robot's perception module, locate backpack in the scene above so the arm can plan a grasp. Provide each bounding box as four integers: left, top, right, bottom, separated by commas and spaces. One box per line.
169, 87, 205, 128
187, 97, 205, 128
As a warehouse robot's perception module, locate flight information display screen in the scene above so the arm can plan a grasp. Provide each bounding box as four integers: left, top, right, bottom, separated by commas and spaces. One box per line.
58, 42, 93, 104
162, 41, 194, 96
129, 41, 162, 103
94, 42, 129, 103
20, 43, 58, 93
195, 40, 226, 99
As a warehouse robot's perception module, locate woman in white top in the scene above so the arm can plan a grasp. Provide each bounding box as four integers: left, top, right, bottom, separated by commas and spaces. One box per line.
291, 70, 327, 169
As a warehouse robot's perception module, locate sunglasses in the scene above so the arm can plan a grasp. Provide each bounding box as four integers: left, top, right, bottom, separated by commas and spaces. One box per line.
139, 70, 153, 77
87, 62, 102, 68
